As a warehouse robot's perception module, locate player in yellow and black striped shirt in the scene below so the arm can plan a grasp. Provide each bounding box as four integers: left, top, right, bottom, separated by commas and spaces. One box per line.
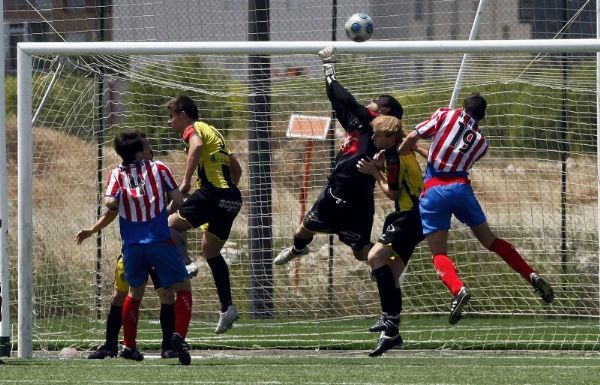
357, 115, 425, 357
166, 96, 243, 335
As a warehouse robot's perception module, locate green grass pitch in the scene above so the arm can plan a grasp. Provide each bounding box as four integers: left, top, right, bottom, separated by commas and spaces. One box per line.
1, 351, 599, 385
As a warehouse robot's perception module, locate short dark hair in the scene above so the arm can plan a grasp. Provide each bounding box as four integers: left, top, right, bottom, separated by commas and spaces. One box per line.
463, 92, 487, 121
166, 95, 199, 120
114, 130, 146, 164
374, 94, 403, 120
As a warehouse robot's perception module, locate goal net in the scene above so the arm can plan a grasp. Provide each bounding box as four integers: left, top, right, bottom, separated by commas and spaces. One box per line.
14, 39, 599, 355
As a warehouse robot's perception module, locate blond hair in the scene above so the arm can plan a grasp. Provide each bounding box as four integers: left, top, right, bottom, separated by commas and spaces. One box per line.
371, 115, 405, 138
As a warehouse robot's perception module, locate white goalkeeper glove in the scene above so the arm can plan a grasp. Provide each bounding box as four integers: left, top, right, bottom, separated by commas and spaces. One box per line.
317, 46, 337, 78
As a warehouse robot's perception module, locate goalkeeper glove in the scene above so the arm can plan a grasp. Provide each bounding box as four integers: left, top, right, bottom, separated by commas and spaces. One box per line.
318, 46, 337, 77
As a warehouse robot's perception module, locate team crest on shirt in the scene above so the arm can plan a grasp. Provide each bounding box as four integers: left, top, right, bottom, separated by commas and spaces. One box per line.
340, 131, 359, 155
128, 174, 146, 196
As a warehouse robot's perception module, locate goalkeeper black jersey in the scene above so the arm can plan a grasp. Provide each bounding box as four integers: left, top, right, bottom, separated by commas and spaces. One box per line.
326, 76, 377, 200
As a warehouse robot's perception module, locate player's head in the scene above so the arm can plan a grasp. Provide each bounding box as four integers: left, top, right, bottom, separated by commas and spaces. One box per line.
166, 95, 199, 132
463, 92, 487, 121
114, 130, 146, 165
370, 115, 404, 150
367, 94, 403, 120
138, 131, 154, 161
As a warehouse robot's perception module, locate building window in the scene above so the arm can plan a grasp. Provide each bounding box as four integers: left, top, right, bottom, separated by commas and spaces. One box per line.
35, 0, 53, 11
285, 0, 301, 8
64, 0, 86, 10
414, 0, 423, 21
502, 25, 510, 40
6, 23, 51, 73
66, 32, 88, 42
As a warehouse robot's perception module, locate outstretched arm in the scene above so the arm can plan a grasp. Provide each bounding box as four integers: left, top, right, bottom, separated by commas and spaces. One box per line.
398, 130, 421, 155
75, 207, 118, 245
318, 46, 372, 129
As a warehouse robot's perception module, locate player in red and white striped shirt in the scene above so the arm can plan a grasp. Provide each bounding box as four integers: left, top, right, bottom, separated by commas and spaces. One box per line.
103, 131, 193, 365
399, 93, 554, 325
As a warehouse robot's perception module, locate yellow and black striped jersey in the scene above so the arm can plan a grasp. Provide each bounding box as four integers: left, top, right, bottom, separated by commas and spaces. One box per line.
183, 121, 234, 190
385, 148, 424, 212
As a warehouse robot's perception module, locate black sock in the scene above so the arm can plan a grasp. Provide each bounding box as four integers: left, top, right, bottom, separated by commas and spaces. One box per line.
105, 304, 122, 351
160, 304, 175, 350
207, 254, 233, 312
293, 235, 313, 252
373, 265, 398, 316
393, 288, 402, 316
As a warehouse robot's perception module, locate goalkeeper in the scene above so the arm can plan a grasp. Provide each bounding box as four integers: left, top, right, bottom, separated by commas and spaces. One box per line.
75, 132, 193, 361
274, 46, 418, 265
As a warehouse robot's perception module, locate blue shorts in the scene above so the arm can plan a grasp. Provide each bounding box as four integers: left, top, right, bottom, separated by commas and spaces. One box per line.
122, 241, 188, 288
419, 183, 486, 235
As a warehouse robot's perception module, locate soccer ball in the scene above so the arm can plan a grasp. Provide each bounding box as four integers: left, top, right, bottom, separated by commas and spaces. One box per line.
344, 13, 374, 42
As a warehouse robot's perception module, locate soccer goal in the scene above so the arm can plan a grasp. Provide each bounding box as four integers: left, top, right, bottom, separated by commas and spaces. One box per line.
14, 39, 600, 357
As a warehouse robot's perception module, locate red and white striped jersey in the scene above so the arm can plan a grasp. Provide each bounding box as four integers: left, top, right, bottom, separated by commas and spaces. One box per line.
415, 107, 488, 175
105, 159, 177, 222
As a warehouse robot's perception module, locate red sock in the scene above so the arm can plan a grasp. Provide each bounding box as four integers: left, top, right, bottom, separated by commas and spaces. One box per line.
174, 291, 192, 339
489, 238, 535, 283
122, 296, 141, 349
432, 254, 464, 296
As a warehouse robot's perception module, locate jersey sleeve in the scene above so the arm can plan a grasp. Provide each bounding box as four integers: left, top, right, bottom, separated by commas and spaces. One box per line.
384, 147, 400, 191
104, 168, 121, 199
182, 125, 197, 143
415, 108, 447, 139
155, 160, 178, 192
326, 77, 374, 131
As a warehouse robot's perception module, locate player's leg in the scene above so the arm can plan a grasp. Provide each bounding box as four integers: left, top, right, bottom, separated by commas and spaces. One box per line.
368, 250, 405, 357
147, 243, 193, 366
273, 224, 314, 265
149, 267, 178, 358
168, 215, 199, 277
470, 222, 554, 303
119, 245, 149, 361
274, 186, 336, 265
89, 254, 128, 359
421, 186, 470, 324
200, 187, 243, 334
368, 210, 423, 356
340, 195, 375, 263
170, 279, 193, 366
120, 285, 145, 361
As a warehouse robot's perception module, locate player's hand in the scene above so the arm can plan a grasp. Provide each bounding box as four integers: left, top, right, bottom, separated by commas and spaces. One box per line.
179, 180, 192, 197
356, 157, 378, 176
75, 229, 94, 245
372, 150, 385, 169
317, 46, 337, 63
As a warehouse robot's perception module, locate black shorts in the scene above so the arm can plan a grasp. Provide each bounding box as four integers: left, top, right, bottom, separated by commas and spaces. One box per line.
303, 185, 374, 250
178, 186, 242, 241
377, 208, 425, 264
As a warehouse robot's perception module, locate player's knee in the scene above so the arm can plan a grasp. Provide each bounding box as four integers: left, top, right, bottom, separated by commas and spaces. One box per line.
367, 249, 385, 267
172, 279, 192, 293
353, 243, 372, 261
112, 290, 128, 306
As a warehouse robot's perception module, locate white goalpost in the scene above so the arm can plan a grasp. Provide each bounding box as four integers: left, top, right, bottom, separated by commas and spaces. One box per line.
16, 39, 600, 358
